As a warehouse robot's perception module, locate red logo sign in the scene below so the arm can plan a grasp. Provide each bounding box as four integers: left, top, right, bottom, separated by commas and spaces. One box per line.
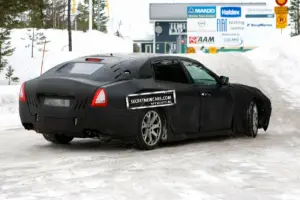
276, 0, 288, 6
189, 36, 197, 44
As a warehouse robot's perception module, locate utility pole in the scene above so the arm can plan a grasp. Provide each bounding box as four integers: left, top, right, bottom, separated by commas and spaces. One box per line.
89, 0, 93, 31
68, 0, 72, 51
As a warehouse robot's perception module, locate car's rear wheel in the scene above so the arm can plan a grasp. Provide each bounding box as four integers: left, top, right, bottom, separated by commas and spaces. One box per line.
245, 100, 259, 138
42, 133, 74, 144
135, 109, 163, 150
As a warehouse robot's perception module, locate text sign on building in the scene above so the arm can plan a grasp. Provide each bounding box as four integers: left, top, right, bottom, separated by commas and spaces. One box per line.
169, 22, 187, 35
220, 7, 242, 18
187, 6, 217, 18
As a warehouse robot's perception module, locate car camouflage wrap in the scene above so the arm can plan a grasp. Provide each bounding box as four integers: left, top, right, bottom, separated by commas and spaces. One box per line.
18, 53, 272, 150
230, 83, 272, 133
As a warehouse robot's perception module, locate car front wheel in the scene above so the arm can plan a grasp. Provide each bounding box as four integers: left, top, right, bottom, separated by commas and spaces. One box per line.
42, 133, 74, 144
245, 100, 259, 138
134, 109, 163, 150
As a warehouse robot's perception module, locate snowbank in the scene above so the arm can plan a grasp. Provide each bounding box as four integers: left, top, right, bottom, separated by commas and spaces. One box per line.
0, 85, 21, 130
245, 35, 300, 106
0, 29, 133, 84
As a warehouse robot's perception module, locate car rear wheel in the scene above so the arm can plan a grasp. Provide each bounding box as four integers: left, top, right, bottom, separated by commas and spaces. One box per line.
245, 100, 259, 138
42, 133, 74, 144
135, 109, 163, 150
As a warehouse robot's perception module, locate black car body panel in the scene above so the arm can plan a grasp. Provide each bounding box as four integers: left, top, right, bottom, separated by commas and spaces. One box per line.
19, 53, 272, 141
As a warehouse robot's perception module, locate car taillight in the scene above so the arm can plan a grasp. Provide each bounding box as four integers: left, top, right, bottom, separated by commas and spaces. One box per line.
86, 58, 102, 62
91, 88, 107, 107
19, 82, 26, 102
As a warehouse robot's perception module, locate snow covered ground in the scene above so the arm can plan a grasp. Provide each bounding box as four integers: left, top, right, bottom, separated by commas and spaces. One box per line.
1, 128, 300, 200
0, 31, 300, 199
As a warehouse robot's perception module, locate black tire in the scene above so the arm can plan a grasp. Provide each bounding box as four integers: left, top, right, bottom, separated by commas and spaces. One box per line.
42, 133, 74, 144
245, 100, 259, 138
134, 109, 164, 150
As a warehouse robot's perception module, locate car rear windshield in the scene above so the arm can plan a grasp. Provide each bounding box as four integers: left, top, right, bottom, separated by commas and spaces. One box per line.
57, 62, 103, 75
54, 61, 131, 81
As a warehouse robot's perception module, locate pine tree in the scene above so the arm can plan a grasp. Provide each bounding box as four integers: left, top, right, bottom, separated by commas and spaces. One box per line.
76, 0, 108, 32
76, 3, 89, 31
5, 65, 19, 85
92, 0, 108, 32
25, 28, 50, 58
0, 29, 15, 73
289, 0, 300, 36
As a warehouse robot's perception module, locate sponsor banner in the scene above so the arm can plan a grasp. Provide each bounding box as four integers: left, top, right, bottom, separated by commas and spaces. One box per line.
187, 6, 217, 18
216, 18, 245, 32
228, 20, 245, 31
247, 23, 273, 27
222, 36, 244, 46
244, 6, 274, 18
220, 7, 242, 18
217, 18, 228, 32
126, 90, 176, 110
188, 36, 215, 45
188, 32, 244, 47
245, 7, 274, 14
187, 18, 216, 32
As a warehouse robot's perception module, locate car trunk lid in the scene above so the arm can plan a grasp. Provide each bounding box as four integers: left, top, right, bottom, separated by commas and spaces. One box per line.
25, 76, 111, 118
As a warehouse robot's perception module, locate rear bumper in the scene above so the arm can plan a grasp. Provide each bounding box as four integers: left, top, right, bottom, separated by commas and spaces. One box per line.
19, 102, 140, 139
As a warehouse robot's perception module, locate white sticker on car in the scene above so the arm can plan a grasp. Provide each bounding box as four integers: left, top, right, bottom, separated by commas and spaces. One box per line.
126, 90, 176, 110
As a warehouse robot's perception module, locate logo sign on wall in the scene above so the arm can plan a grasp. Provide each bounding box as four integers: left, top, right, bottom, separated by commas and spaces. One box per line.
189, 36, 215, 44
228, 20, 245, 31
220, 7, 242, 18
187, 6, 217, 18
187, 18, 217, 32
217, 19, 227, 32
245, 6, 274, 18
222, 37, 244, 46
247, 23, 273, 27
217, 19, 245, 32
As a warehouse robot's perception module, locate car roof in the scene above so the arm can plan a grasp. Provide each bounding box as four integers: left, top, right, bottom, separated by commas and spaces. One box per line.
72, 53, 189, 63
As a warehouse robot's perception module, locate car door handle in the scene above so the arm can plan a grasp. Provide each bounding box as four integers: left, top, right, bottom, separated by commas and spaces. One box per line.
201, 92, 211, 97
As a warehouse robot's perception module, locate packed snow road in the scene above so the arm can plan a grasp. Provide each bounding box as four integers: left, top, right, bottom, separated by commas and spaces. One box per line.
1, 127, 300, 200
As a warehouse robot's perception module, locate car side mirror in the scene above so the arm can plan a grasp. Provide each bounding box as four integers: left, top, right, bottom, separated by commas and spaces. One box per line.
220, 76, 229, 85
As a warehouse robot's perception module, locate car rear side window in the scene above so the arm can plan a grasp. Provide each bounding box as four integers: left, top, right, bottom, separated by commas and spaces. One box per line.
57, 62, 104, 75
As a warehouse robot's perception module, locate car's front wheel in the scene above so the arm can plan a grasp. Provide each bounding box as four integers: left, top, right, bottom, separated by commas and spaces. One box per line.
135, 109, 163, 150
245, 100, 259, 138
42, 133, 74, 144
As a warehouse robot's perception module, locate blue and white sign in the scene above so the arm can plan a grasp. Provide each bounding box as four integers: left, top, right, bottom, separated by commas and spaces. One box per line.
187, 6, 217, 18
247, 23, 273, 27
217, 19, 227, 32
220, 7, 242, 18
